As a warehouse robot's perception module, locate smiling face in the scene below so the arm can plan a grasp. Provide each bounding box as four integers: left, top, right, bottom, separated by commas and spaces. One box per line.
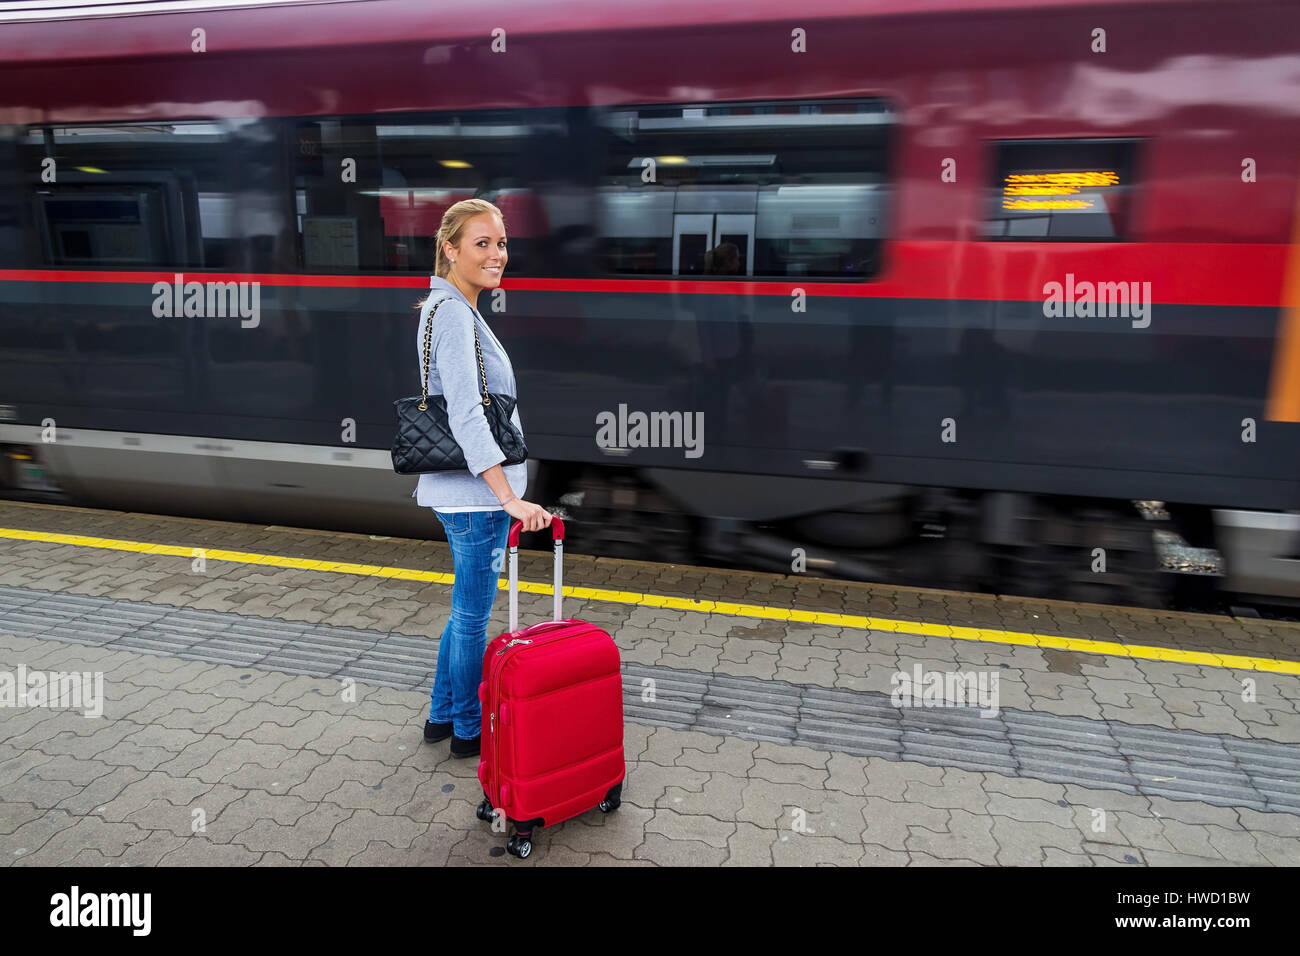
444, 211, 507, 295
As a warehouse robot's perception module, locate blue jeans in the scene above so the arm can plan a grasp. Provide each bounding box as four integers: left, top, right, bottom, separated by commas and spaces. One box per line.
429, 508, 512, 739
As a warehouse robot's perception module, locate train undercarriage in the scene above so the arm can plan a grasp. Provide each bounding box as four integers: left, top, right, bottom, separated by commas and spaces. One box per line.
1, 434, 1296, 615
547, 462, 1232, 612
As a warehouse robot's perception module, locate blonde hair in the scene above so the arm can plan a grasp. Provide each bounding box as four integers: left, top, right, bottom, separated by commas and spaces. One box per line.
415, 197, 507, 309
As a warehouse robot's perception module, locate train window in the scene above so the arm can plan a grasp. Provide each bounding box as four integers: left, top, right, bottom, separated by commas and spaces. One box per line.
293, 109, 583, 275
17, 120, 288, 270
984, 139, 1139, 240
592, 99, 894, 279
0, 129, 21, 268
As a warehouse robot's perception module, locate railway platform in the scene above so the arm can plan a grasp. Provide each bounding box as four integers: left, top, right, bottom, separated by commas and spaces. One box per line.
1, 499, 1298, 867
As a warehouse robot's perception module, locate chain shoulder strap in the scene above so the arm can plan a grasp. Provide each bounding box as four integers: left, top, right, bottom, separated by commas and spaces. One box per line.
418, 298, 491, 411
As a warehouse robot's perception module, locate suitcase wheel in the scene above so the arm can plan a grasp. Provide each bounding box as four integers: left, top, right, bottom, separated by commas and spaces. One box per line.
598, 783, 623, 813
475, 799, 493, 822
507, 834, 532, 859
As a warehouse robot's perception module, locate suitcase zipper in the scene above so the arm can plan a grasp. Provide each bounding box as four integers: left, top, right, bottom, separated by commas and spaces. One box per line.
489, 638, 532, 809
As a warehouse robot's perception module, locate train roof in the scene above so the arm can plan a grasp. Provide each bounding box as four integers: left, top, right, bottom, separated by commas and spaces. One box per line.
0, 0, 1238, 60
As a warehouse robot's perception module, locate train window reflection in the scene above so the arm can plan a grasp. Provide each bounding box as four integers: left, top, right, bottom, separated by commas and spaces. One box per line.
593, 99, 894, 279
19, 121, 286, 270
293, 110, 579, 275
984, 139, 1139, 240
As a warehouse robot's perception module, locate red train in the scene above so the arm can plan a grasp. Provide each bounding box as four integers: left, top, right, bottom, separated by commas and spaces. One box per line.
0, 0, 1297, 605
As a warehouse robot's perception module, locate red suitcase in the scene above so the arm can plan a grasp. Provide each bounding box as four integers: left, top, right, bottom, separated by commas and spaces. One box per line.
474, 517, 625, 859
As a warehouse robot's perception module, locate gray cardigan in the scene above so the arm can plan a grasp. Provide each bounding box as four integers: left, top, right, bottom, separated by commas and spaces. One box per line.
410, 276, 528, 509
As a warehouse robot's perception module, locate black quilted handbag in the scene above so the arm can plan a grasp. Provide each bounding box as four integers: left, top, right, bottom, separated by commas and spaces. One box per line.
391, 298, 528, 474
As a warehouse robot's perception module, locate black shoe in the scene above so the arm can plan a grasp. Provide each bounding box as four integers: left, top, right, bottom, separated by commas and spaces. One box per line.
424, 720, 453, 743
450, 733, 481, 759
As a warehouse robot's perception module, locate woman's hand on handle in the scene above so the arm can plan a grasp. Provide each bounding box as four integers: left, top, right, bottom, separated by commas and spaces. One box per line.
503, 496, 552, 533
480, 464, 550, 533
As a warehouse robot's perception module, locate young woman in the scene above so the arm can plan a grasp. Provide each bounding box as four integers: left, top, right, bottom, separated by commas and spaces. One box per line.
412, 198, 552, 757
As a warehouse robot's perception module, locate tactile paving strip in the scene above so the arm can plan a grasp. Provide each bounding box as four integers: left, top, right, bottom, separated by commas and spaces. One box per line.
1, 584, 1297, 815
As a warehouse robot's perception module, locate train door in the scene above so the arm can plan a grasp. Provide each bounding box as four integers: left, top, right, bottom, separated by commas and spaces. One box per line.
672, 213, 713, 276
672, 212, 755, 276
714, 213, 754, 276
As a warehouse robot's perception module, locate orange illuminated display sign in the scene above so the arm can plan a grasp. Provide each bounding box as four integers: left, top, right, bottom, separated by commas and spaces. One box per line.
1003, 199, 1093, 209
1001, 170, 1119, 211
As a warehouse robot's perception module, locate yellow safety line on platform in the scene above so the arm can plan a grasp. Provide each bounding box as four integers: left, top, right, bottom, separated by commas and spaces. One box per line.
3, 526, 1299, 675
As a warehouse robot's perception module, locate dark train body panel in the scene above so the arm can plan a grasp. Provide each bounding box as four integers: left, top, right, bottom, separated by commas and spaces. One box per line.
0, 278, 1295, 508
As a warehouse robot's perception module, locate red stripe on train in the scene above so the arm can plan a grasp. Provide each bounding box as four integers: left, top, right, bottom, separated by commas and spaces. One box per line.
0, 241, 1286, 307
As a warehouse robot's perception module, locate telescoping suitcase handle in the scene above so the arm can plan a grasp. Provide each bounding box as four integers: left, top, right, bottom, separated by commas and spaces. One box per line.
507, 517, 566, 633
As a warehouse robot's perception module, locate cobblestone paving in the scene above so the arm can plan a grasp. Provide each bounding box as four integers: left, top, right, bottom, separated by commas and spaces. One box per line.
1, 501, 1298, 866
3, 584, 1297, 814
1, 503, 1296, 742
